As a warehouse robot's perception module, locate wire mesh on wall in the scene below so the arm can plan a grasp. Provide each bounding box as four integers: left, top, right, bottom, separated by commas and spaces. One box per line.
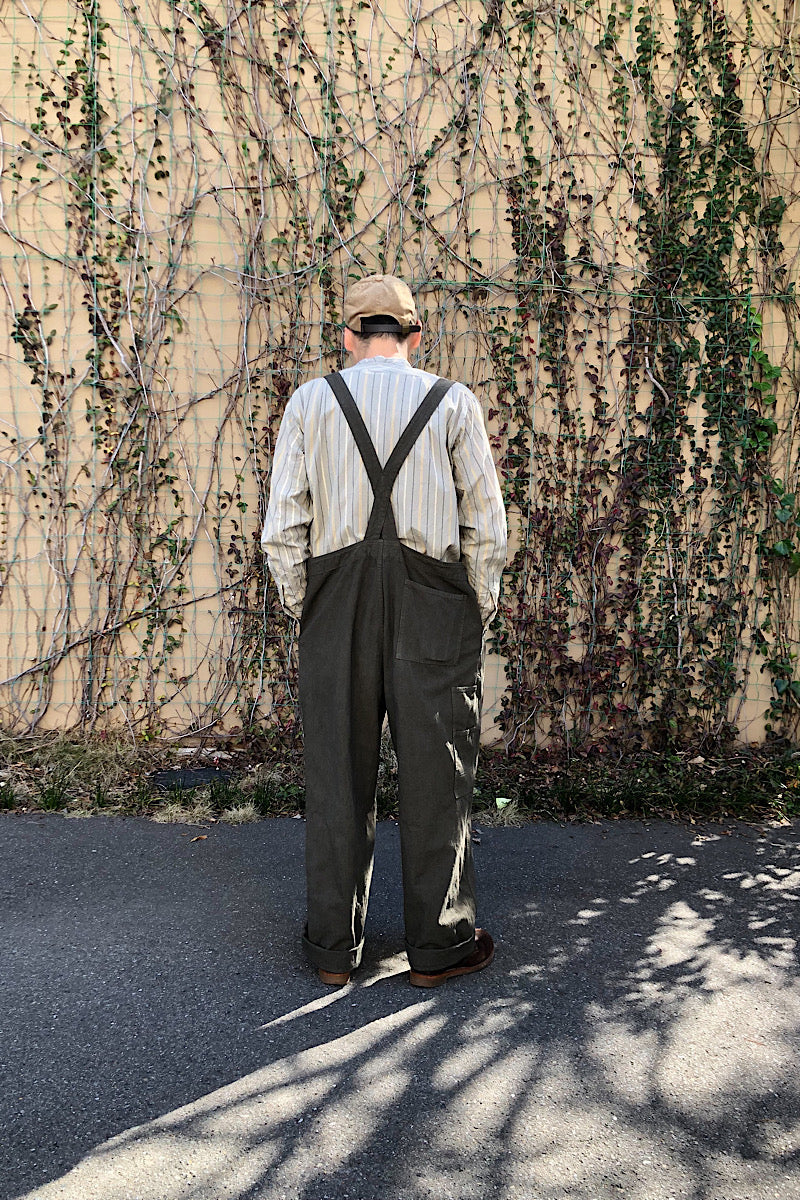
0, 0, 799, 748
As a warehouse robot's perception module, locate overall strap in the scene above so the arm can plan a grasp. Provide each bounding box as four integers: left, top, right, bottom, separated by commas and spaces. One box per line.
368, 376, 452, 539
324, 371, 453, 540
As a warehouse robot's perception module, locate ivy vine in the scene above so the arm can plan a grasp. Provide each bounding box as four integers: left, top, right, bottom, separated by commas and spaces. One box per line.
0, 0, 797, 755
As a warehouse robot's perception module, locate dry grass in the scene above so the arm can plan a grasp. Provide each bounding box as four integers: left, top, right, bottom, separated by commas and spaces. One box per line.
218, 803, 260, 824
472, 800, 527, 828
151, 799, 216, 825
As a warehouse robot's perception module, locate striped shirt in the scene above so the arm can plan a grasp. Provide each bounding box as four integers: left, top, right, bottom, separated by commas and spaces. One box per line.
261, 356, 507, 623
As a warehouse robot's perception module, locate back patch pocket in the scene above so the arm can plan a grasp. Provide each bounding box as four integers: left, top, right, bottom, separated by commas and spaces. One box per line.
395, 580, 465, 663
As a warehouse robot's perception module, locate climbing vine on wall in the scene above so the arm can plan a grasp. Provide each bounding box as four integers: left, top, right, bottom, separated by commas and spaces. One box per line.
0, 0, 798, 749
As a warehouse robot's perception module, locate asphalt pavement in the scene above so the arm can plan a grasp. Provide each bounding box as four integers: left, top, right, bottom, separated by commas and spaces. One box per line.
1, 810, 798, 1200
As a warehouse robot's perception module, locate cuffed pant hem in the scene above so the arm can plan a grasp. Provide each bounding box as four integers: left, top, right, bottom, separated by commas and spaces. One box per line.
405, 931, 475, 973
302, 928, 364, 974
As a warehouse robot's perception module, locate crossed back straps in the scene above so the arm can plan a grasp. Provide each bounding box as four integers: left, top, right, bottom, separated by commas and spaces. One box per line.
324, 371, 453, 541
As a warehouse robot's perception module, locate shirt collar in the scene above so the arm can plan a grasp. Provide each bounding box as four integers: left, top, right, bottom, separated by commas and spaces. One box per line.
346, 355, 414, 371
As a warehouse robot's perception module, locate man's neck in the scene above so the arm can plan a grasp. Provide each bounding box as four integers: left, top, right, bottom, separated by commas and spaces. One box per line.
347, 344, 409, 365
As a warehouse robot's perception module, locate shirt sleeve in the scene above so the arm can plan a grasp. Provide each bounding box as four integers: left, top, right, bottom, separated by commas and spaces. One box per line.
449, 388, 508, 626
261, 392, 311, 620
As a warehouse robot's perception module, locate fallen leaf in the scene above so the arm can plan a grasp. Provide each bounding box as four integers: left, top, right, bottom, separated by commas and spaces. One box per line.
189, 835, 208, 842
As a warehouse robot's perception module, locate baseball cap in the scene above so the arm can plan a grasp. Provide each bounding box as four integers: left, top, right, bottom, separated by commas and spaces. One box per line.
343, 274, 421, 336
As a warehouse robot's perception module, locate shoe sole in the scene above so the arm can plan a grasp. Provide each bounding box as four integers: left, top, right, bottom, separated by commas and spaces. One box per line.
408, 943, 495, 988
318, 969, 350, 986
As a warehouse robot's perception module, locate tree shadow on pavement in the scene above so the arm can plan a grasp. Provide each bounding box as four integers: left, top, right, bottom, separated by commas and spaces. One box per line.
2, 815, 799, 1200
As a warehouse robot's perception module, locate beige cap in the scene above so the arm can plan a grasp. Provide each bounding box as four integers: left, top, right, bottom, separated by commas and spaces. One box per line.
343, 274, 421, 335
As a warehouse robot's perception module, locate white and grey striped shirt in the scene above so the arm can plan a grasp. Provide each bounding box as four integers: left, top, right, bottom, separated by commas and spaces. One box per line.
261, 356, 507, 623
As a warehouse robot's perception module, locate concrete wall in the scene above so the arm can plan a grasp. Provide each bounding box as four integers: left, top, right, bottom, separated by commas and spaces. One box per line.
0, 0, 798, 744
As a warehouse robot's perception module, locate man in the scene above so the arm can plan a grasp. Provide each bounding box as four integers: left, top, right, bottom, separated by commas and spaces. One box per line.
262, 274, 507, 987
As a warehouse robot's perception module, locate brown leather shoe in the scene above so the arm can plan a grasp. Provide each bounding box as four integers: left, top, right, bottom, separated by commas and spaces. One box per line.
318, 968, 351, 987
408, 928, 494, 988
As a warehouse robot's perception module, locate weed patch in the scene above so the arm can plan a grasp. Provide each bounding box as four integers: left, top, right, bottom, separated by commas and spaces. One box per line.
0, 731, 797, 826
475, 743, 800, 824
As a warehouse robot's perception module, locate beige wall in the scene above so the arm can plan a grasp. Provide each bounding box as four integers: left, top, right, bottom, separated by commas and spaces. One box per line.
0, 0, 798, 744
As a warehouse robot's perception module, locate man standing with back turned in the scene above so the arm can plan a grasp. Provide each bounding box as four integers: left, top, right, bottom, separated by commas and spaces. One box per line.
262, 275, 507, 987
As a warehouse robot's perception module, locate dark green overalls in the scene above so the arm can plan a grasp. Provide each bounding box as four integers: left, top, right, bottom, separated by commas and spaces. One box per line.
298, 371, 485, 977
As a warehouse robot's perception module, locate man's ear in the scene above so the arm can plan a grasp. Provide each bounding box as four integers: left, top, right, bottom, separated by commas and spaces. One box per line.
343, 327, 356, 356
408, 330, 422, 352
